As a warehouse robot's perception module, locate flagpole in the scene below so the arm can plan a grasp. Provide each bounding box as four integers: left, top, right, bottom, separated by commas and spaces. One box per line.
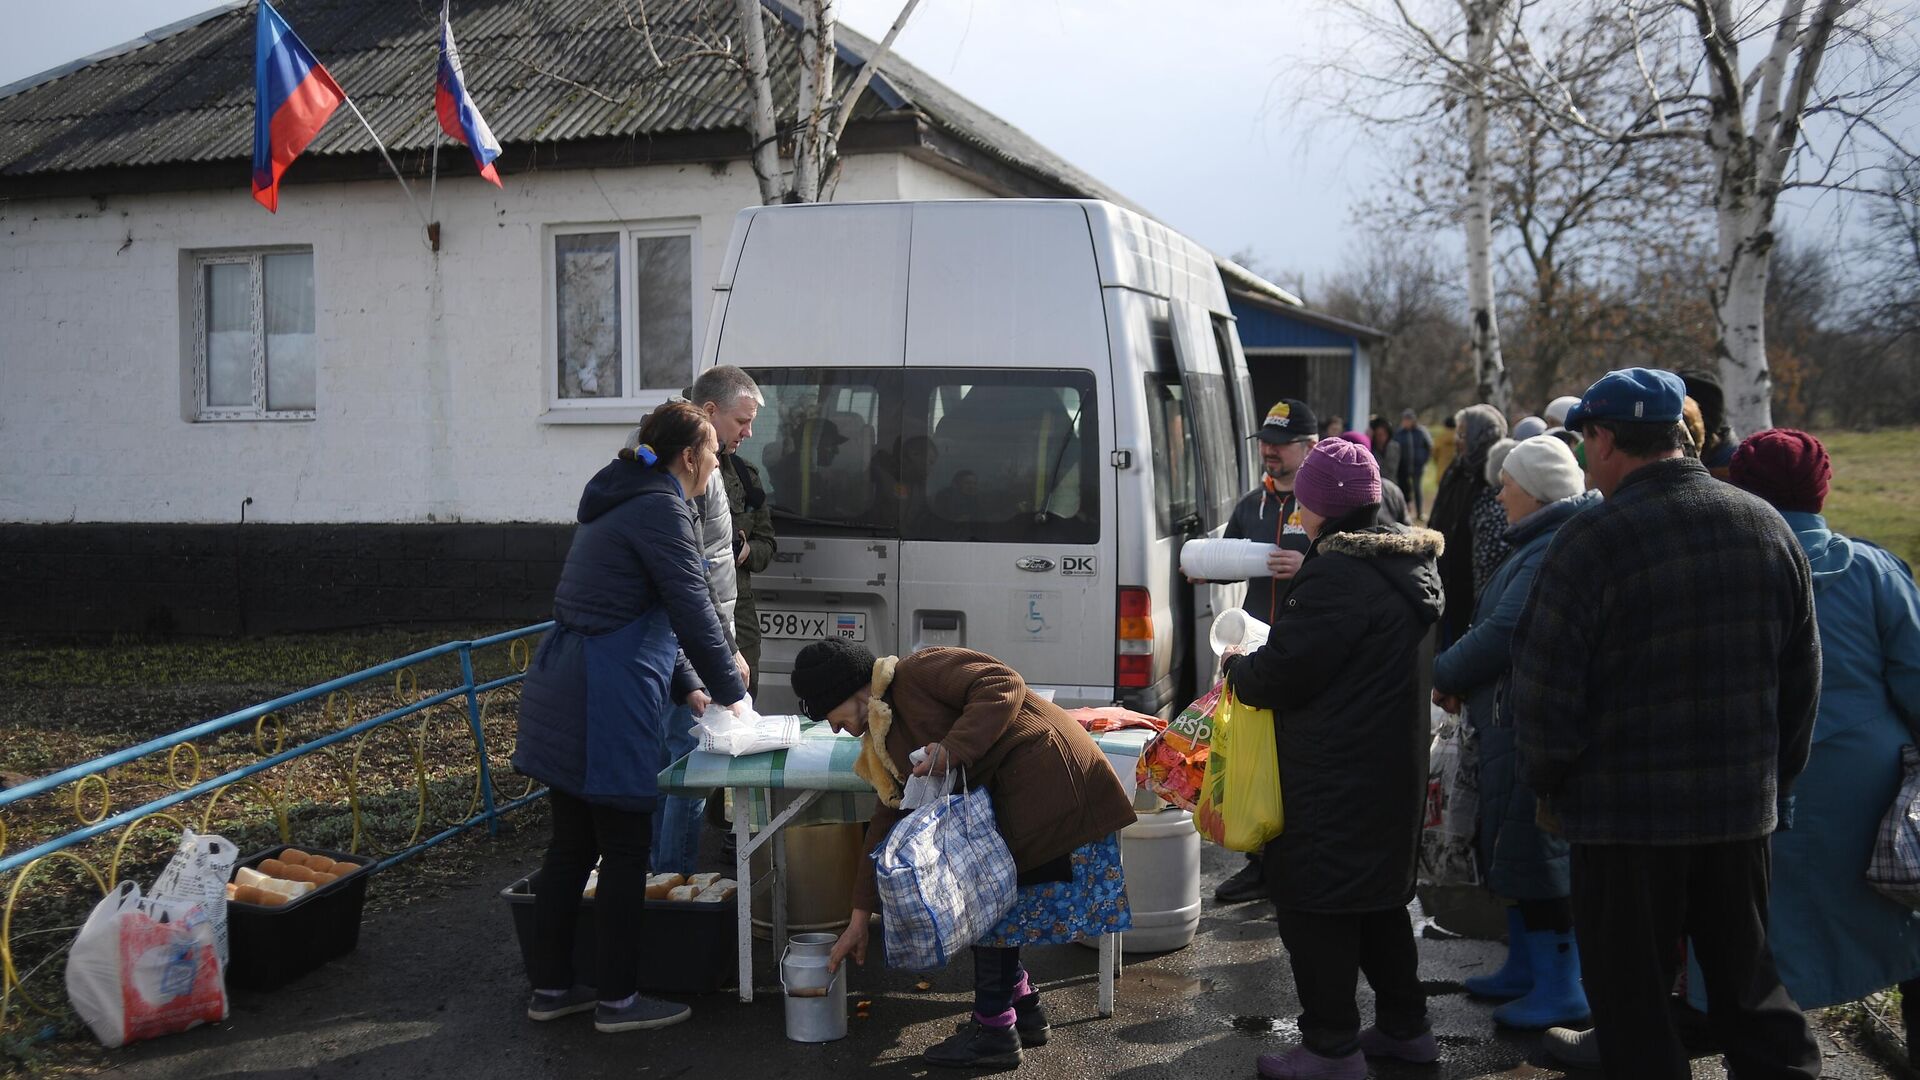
337, 94, 433, 236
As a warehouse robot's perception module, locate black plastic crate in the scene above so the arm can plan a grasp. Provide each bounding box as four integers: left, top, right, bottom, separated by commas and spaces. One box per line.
226, 845, 374, 991
500, 876, 738, 994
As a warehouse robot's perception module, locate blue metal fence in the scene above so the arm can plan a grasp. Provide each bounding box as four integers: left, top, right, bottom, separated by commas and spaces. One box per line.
0, 621, 554, 1023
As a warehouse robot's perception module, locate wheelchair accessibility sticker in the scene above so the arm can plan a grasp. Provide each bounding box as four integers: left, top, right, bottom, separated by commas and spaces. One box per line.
1019, 590, 1061, 642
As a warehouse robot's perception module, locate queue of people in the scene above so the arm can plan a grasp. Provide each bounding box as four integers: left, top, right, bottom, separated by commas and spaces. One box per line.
508, 359, 1920, 1079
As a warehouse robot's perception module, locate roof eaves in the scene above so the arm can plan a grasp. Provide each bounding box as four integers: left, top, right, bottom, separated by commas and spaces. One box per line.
1218, 258, 1305, 309
0, 1, 249, 103
759, 0, 907, 110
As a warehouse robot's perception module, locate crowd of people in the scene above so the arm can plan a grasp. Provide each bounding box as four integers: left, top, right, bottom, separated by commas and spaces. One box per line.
506, 357, 1920, 1079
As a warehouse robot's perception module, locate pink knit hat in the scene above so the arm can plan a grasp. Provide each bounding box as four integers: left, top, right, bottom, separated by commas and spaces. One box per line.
1293, 438, 1383, 518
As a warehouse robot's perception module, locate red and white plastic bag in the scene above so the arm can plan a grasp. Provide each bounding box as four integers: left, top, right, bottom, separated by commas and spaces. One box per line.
66, 880, 227, 1048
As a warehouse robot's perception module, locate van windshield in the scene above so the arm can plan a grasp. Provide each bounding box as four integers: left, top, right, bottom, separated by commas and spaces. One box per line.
740, 368, 1099, 544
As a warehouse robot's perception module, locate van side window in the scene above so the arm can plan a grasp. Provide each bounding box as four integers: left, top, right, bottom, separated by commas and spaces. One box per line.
1211, 314, 1254, 493
1187, 372, 1240, 530
908, 369, 1099, 544
1143, 369, 1200, 539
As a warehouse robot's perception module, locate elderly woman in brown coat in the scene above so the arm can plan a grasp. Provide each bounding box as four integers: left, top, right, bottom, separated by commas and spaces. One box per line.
792, 639, 1136, 1070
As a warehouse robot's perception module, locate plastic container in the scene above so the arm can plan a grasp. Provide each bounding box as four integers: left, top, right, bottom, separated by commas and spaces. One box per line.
779, 932, 847, 1042
1078, 808, 1202, 955
750, 822, 864, 940
500, 877, 738, 994
225, 845, 373, 991
1179, 538, 1277, 580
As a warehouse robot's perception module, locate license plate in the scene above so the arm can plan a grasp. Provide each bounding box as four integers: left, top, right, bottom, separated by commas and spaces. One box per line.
759, 609, 867, 642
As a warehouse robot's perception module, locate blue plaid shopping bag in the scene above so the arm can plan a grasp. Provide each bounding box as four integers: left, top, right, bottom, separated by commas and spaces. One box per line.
874, 779, 1017, 970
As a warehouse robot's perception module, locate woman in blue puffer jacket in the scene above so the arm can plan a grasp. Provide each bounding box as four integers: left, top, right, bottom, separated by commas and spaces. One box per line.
1432, 435, 1598, 1030
513, 400, 747, 1034
1703, 430, 1920, 1045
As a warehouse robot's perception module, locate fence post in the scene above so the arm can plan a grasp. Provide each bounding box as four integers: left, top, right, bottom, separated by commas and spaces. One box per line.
458, 644, 500, 834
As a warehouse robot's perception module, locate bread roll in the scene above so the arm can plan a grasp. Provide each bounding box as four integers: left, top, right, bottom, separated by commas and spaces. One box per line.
305, 856, 337, 875
280, 848, 313, 867
646, 872, 684, 890
695, 878, 736, 903
665, 884, 698, 901
687, 872, 722, 891
310, 871, 338, 886
279, 864, 319, 883
259, 858, 290, 878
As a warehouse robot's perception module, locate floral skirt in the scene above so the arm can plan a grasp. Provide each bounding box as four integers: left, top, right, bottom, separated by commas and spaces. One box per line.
975, 833, 1132, 948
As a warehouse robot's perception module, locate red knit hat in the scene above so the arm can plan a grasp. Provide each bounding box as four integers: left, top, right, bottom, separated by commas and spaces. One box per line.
1729, 428, 1830, 513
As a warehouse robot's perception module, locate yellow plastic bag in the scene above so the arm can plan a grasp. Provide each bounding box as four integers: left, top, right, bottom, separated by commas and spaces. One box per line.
1193, 683, 1283, 852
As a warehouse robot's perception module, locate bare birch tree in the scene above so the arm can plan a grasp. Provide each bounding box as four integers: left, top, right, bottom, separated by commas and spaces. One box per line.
638, 0, 922, 205
1489, 0, 1917, 435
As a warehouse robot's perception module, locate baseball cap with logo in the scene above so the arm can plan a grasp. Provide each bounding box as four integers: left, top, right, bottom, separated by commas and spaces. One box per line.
1562, 368, 1686, 432
1255, 398, 1319, 444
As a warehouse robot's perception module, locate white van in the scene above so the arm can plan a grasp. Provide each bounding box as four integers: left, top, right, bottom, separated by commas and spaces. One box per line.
704, 200, 1258, 717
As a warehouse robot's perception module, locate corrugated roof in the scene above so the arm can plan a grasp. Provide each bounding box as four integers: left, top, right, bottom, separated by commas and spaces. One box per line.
0, 0, 1067, 181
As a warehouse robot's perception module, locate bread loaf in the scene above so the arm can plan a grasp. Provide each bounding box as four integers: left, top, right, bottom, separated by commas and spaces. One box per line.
643, 872, 683, 900
665, 884, 698, 901
695, 878, 737, 903
687, 872, 722, 891
235, 865, 315, 900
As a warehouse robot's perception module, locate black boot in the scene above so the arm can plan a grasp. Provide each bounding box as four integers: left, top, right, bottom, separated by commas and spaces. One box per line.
925, 1020, 1022, 1068
1215, 855, 1268, 903
954, 992, 1050, 1047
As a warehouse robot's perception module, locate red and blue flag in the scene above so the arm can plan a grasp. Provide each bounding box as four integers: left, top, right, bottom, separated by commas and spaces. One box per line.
436, 1, 502, 186
251, 0, 345, 212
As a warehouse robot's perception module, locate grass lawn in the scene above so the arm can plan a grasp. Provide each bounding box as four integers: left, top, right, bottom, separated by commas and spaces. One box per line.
1819, 428, 1920, 567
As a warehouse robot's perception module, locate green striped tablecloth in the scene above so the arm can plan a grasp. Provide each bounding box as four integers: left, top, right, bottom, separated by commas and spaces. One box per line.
657, 721, 1155, 829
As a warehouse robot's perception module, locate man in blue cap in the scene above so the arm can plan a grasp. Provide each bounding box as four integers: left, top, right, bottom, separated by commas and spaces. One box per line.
1508, 368, 1821, 1079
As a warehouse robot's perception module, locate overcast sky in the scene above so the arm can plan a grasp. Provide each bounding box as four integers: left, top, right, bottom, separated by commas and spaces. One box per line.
0, 0, 1902, 289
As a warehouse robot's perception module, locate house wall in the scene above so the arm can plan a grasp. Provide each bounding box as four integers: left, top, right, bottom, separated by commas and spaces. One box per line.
0, 153, 904, 527
0, 153, 925, 635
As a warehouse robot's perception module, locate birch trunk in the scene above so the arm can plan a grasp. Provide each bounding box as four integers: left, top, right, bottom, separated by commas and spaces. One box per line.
733, 0, 785, 204
793, 0, 836, 201
1461, 0, 1511, 413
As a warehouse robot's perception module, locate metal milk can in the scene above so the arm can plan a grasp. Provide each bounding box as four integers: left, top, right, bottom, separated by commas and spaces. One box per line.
779, 931, 848, 1043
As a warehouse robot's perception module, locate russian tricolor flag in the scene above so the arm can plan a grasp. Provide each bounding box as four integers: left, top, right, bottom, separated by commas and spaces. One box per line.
436, 1, 502, 186
251, 1, 345, 212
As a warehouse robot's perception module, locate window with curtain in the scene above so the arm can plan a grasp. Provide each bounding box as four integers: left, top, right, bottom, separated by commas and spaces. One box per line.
194, 249, 317, 420
550, 224, 696, 407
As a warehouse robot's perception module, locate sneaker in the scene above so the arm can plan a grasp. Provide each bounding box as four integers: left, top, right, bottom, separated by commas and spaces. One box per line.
526, 985, 596, 1021
1215, 858, 1269, 904
952, 993, 1050, 1048
1358, 1025, 1440, 1064
1542, 1026, 1601, 1070
1255, 1045, 1366, 1080
925, 1021, 1022, 1069
594, 995, 692, 1033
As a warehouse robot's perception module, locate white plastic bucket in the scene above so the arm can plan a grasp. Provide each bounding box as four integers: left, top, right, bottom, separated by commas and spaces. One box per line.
1080, 808, 1202, 954
1209, 608, 1271, 657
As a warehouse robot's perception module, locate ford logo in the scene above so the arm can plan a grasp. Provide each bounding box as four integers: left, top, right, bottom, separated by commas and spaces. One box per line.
1015, 557, 1055, 573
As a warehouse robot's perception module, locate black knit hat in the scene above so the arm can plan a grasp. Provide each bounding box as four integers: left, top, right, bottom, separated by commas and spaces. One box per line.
789, 638, 875, 722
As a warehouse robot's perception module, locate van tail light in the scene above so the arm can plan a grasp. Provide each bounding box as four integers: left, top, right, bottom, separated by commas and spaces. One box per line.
1116, 587, 1154, 688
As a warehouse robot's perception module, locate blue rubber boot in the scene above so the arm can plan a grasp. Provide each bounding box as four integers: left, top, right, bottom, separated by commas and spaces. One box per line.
1463, 906, 1532, 1000
1492, 930, 1590, 1030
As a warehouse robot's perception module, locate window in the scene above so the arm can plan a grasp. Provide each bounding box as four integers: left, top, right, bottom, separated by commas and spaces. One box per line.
737, 367, 1100, 544
193, 250, 315, 420
550, 224, 696, 407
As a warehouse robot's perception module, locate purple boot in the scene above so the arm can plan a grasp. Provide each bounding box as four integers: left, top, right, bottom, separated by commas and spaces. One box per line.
1255, 1045, 1367, 1080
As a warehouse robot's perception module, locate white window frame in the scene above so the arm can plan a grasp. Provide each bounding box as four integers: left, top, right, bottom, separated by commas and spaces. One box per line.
191, 247, 316, 422
544, 220, 701, 417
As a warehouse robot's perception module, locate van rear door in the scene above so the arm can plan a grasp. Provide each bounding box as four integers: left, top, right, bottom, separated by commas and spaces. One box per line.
713, 206, 911, 714
894, 203, 1116, 707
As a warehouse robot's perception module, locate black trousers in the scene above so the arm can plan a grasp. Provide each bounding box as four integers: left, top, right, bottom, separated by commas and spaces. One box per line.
1273, 905, 1428, 1056
530, 790, 652, 1001
1570, 839, 1820, 1080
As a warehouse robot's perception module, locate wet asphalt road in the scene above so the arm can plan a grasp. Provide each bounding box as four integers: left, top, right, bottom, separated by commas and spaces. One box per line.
101, 826, 1892, 1079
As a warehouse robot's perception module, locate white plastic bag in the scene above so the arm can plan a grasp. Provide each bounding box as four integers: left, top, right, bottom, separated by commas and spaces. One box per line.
898, 747, 959, 811
1417, 718, 1481, 887
66, 881, 227, 1048
149, 829, 237, 965
693, 694, 804, 757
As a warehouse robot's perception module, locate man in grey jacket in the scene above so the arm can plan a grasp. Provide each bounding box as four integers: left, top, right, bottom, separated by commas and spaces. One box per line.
649, 368, 760, 875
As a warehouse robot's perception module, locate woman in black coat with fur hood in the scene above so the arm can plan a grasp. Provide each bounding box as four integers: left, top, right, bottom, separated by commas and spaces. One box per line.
1224, 438, 1446, 1080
